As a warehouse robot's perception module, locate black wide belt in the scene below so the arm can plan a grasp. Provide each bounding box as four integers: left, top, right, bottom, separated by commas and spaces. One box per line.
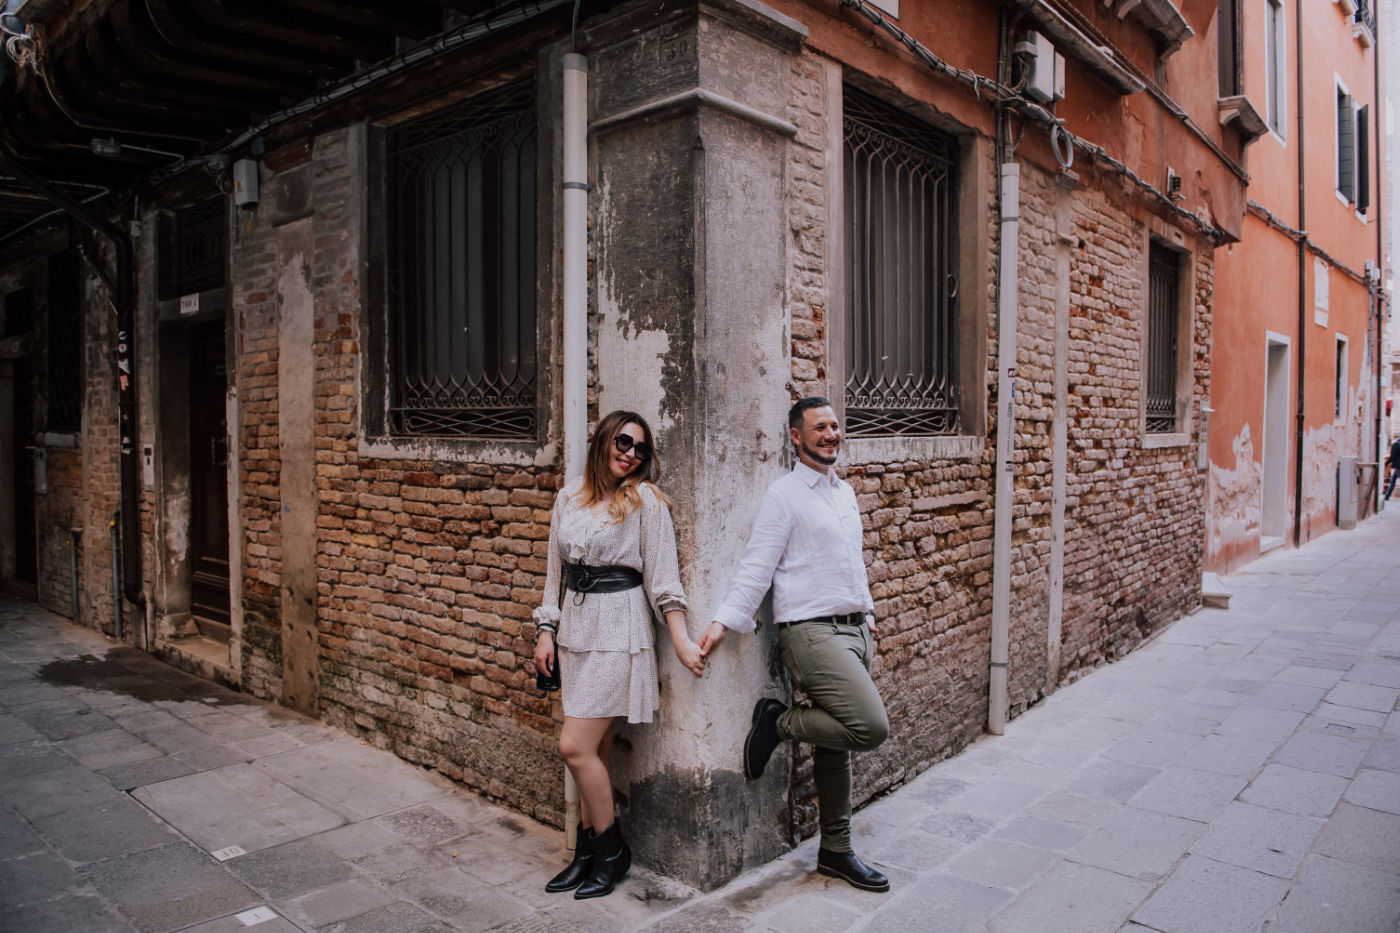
565, 563, 644, 598
784, 612, 867, 627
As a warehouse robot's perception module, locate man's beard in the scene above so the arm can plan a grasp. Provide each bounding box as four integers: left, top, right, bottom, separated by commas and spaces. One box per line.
801, 438, 838, 465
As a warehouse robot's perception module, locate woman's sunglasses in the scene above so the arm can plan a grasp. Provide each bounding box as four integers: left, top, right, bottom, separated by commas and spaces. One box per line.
612, 434, 652, 461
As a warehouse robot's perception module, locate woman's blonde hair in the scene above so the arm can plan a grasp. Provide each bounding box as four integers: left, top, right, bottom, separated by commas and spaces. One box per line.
579, 410, 670, 521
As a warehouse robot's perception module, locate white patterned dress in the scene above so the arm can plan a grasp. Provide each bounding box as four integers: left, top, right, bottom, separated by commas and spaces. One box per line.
532, 478, 687, 723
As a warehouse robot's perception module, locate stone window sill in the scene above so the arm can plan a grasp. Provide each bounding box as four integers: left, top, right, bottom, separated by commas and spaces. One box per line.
358, 435, 554, 467
1143, 432, 1190, 449
844, 434, 982, 464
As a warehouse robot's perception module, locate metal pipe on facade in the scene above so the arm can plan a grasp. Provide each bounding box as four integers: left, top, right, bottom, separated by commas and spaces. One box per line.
1292, 0, 1306, 548
1372, 1, 1385, 512
989, 161, 1020, 736
0, 157, 146, 613
560, 49, 589, 850
68, 526, 80, 620
109, 512, 123, 641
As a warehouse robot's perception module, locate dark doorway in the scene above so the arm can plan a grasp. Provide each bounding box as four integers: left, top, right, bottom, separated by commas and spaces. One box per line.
188, 322, 229, 633
12, 354, 36, 584
5, 288, 37, 586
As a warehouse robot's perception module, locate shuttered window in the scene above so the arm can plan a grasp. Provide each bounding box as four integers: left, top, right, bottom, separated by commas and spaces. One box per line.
1356, 105, 1370, 213
1337, 86, 1356, 202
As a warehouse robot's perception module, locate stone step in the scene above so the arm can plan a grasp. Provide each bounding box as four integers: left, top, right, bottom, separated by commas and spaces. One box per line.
156, 635, 238, 689
1202, 571, 1232, 609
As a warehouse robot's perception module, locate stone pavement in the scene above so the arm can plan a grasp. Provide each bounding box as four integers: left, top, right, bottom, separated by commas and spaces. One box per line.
3, 512, 1400, 933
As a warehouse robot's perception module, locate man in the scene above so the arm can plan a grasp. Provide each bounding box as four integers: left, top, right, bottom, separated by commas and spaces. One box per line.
697, 397, 890, 892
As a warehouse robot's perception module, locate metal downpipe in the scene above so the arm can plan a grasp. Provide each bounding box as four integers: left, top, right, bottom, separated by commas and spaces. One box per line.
989, 162, 1020, 736
560, 49, 589, 849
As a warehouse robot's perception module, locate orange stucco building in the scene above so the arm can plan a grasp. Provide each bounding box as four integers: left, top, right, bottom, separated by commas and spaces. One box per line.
1207, 0, 1384, 572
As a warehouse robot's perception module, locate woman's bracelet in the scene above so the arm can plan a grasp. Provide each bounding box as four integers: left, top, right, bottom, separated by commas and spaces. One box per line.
537, 622, 557, 636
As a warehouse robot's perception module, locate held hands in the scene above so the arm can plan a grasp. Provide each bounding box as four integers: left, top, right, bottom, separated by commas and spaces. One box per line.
674, 638, 706, 677
534, 631, 555, 677
696, 621, 727, 656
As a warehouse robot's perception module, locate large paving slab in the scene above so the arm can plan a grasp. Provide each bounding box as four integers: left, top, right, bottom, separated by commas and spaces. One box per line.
5, 506, 1400, 930
131, 763, 346, 856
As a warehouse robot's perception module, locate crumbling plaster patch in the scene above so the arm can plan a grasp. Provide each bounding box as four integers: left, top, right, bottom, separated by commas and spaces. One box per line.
1208, 423, 1261, 560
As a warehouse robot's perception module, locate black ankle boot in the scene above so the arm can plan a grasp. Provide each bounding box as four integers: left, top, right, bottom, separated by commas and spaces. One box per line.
545, 823, 593, 892
573, 821, 631, 899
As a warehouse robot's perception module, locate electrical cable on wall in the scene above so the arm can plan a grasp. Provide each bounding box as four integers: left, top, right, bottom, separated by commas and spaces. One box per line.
839, 0, 1230, 244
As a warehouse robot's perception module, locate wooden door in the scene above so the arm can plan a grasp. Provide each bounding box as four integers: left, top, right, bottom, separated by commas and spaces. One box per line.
188, 323, 229, 629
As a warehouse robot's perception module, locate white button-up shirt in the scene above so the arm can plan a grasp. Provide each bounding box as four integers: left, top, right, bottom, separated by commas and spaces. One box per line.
713, 462, 874, 633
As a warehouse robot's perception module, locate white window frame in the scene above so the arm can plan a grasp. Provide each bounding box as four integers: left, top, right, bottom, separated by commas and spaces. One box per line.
1265, 0, 1286, 139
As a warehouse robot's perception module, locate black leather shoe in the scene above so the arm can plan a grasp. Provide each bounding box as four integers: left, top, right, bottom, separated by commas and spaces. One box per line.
574, 821, 631, 899
817, 848, 890, 892
743, 698, 786, 780
545, 823, 592, 892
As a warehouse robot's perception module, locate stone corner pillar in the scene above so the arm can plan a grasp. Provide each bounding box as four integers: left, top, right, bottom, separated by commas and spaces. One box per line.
586, 0, 809, 890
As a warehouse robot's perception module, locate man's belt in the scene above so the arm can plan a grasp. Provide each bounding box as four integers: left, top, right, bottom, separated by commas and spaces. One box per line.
564, 563, 644, 597
784, 612, 867, 626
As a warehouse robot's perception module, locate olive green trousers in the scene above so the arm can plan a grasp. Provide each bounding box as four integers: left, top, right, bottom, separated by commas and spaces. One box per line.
776, 619, 890, 853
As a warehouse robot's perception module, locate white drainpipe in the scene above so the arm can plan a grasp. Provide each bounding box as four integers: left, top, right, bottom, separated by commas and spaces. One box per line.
989, 161, 1019, 735
561, 51, 589, 845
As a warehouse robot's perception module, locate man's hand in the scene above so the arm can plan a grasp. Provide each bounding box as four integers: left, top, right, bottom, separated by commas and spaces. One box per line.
697, 621, 728, 656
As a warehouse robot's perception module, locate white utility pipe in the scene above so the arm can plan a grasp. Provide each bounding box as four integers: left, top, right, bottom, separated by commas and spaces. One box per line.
989, 162, 1019, 735
560, 51, 589, 849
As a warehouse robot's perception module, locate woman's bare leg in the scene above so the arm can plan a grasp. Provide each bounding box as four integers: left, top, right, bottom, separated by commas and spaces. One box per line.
560, 716, 616, 832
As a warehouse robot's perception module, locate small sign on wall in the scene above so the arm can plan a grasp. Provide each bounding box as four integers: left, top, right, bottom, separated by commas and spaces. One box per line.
1314, 257, 1329, 327
868, 0, 899, 14
180, 294, 199, 315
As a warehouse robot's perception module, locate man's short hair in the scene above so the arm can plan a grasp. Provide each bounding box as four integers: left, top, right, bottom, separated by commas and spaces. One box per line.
789, 396, 833, 430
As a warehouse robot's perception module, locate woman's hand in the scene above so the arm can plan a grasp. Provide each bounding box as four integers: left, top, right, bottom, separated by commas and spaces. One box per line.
674, 638, 706, 677
534, 631, 556, 677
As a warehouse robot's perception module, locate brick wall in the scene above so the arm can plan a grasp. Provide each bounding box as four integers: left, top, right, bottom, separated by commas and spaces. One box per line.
232, 170, 288, 699
24, 245, 126, 637
228, 130, 567, 821
782, 51, 1208, 840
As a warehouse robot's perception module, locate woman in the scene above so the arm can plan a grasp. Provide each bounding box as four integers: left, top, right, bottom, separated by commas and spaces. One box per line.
532, 410, 705, 900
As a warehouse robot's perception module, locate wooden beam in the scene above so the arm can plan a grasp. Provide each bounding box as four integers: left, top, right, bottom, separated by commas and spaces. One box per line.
147, 0, 356, 77
110, 0, 316, 100
276, 0, 443, 40
187, 0, 395, 63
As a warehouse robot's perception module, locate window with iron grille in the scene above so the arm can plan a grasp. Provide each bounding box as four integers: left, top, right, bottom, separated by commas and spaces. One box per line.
1146, 243, 1180, 434
158, 198, 227, 301
46, 249, 82, 433
385, 80, 537, 439
843, 84, 960, 437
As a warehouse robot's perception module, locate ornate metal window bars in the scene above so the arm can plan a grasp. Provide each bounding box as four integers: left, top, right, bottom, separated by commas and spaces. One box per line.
843, 84, 960, 437
46, 249, 82, 433
387, 81, 538, 439
1146, 243, 1180, 434
158, 198, 227, 301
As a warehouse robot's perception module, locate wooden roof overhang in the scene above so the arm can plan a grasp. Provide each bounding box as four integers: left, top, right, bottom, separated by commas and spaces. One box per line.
0, 0, 583, 245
